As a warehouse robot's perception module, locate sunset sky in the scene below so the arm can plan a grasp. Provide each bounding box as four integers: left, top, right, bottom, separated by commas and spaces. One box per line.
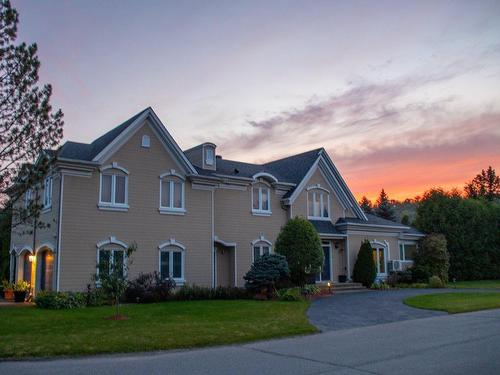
14, 0, 500, 201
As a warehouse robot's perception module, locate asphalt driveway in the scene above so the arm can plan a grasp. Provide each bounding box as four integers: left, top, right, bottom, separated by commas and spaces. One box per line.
308, 289, 452, 331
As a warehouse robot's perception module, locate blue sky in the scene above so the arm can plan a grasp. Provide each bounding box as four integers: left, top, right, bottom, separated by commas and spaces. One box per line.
14, 0, 500, 199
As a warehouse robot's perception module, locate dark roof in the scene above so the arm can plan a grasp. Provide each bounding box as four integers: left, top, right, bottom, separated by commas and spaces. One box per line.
185, 148, 322, 198
336, 213, 425, 235
309, 220, 346, 236
58, 108, 149, 161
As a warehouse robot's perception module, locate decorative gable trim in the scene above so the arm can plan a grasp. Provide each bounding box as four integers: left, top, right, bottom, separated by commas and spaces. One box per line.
92, 108, 197, 175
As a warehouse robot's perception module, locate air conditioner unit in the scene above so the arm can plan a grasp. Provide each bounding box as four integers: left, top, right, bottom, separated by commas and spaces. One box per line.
389, 260, 402, 272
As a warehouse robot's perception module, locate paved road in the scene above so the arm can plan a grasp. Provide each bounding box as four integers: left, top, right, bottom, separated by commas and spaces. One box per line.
308, 289, 453, 331
2, 308, 500, 375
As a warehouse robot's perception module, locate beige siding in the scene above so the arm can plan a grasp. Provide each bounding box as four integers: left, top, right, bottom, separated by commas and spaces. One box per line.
59, 120, 212, 291
214, 182, 288, 286
292, 168, 346, 222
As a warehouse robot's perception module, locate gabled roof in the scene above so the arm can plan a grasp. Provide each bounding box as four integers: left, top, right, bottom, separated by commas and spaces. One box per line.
58, 108, 149, 161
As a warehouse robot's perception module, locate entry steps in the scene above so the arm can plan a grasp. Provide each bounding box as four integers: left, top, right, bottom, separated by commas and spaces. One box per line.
317, 282, 367, 293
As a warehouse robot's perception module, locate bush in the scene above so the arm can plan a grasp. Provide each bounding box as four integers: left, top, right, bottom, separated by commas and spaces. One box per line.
371, 282, 390, 290
412, 234, 450, 283
126, 272, 176, 303
244, 253, 290, 295
35, 291, 86, 309
275, 217, 323, 286
173, 285, 252, 301
301, 284, 321, 296
85, 283, 107, 307
387, 270, 413, 286
428, 275, 445, 288
352, 240, 377, 287
276, 287, 303, 301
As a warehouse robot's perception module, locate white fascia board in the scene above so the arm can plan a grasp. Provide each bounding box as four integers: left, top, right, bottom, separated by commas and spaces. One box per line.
286, 157, 321, 205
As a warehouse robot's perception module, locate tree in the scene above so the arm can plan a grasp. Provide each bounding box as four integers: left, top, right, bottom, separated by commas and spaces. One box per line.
94, 244, 136, 319
401, 214, 410, 225
275, 217, 323, 286
414, 188, 500, 280
243, 254, 289, 297
352, 240, 377, 287
0, 0, 63, 202
374, 189, 395, 221
412, 234, 449, 283
464, 166, 500, 201
359, 196, 373, 214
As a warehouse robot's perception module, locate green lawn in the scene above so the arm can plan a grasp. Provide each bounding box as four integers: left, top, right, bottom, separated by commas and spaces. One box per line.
0, 300, 316, 359
449, 280, 500, 289
404, 292, 500, 314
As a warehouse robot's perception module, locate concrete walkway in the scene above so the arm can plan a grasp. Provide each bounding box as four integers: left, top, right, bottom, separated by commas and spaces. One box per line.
1, 308, 499, 375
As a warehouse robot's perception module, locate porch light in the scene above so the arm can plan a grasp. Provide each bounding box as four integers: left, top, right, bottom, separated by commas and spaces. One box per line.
28, 254, 35, 262
327, 282, 332, 294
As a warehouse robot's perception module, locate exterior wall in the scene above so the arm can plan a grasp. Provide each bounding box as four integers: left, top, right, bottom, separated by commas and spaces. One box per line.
59, 120, 213, 291
10, 174, 60, 290
292, 168, 346, 222
214, 182, 288, 286
346, 230, 401, 278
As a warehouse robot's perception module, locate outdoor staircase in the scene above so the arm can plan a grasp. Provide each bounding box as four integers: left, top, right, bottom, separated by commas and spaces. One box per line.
317, 282, 367, 294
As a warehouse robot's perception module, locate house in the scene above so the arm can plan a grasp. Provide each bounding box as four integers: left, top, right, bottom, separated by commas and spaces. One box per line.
9, 107, 424, 292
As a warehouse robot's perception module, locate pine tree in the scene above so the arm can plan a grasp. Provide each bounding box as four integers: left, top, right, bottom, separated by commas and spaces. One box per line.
359, 196, 373, 214
352, 240, 377, 287
464, 166, 500, 201
374, 189, 395, 221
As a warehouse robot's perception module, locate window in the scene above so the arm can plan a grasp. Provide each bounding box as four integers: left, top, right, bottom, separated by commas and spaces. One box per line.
43, 176, 53, 209
399, 243, 417, 261
99, 165, 129, 209
252, 185, 271, 215
252, 239, 272, 261
24, 189, 33, 209
307, 190, 330, 219
205, 147, 214, 166
141, 135, 150, 148
98, 249, 125, 278
159, 173, 185, 213
160, 246, 184, 282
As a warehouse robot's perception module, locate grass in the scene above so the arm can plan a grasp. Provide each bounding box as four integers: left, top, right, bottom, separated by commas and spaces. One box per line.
0, 300, 316, 359
404, 292, 500, 314
449, 280, 500, 289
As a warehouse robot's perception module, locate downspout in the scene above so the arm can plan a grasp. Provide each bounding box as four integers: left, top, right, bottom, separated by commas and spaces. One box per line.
346, 235, 351, 281
56, 173, 64, 291
211, 189, 215, 287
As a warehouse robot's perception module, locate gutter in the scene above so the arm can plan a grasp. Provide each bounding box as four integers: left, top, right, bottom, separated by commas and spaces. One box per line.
56, 173, 64, 291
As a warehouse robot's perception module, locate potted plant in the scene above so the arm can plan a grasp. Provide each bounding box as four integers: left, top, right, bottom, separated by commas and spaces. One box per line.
12, 281, 30, 302
2, 280, 14, 301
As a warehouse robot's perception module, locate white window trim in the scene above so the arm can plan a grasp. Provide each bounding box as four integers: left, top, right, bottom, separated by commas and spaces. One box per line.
159, 170, 186, 215
96, 248, 127, 279
398, 241, 417, 263
205, 147, 214, 166
158, 239, 186, 284
251, 185, 272, 216
95, 236, 129, 279
370, 240, 389, 277
24, 189, 33, 209
98, 163, 129, 211
316, 242, 333, 282
251, 236, 273, 262
307, 186, 330, 220
141, 134, 151, 148
42, 176, 53, 212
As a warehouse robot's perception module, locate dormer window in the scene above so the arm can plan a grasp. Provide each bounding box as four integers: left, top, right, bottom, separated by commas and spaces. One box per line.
205, 147, 214, 166
252, 182, 271, 216
141, 135, 150, 148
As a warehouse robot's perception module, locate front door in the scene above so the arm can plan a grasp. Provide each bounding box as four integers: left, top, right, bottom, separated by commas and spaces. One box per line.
316, 244, 332, 282
40, 251, 54, 291
216, 246, 233, 287
372, 246, 387, 277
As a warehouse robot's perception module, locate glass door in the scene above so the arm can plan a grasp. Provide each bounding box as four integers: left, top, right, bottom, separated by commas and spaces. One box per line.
372, 246, 386, 276
316, 244, 332, 282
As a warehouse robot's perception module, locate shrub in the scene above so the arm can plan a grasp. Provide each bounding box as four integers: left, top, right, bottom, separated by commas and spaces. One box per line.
412, 234, 450, 283
275, 217, 323, 286
428, 275, 445, 288
85, 283, 107, 307
301, 284, 321, 296
244, 253, 290, 295
173, 285, 252, 301
12, 280, 30, 292
387, 270, 413, 286
276, 287, 303, 301
126, 272, 176, 303
371, 282, 390, 290
352, 240, 377, 287
35, 291, 86, 309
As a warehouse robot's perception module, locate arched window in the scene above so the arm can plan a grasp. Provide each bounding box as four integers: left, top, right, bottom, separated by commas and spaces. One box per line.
96, 237, 128, 278
251, 237, 272, 262
307, 185, 330, 219
22, 252, 32, 283
159, 240, 185, 282
251, 181, 271, 215
99, 163, 129, 210
159, 171, 185, 214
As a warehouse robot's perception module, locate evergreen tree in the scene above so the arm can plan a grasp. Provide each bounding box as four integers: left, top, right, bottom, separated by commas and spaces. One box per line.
374, 189, 395, 221
352, 240, 377, 287
464, 166, 500, 201
359, 196, 373, 214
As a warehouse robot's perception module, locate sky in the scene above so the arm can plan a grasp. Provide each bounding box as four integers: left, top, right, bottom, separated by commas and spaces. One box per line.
13, 0, 500, 201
